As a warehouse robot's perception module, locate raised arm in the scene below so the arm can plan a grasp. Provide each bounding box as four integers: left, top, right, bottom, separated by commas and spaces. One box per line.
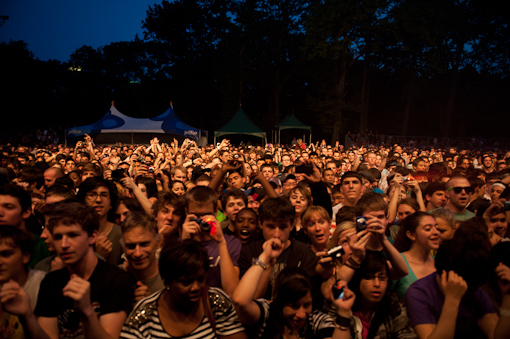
232, 239, 283, 325
408, 270, 467, 339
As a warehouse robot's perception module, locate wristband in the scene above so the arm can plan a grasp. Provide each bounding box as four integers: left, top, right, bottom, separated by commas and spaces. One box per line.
501, 308, 510, 317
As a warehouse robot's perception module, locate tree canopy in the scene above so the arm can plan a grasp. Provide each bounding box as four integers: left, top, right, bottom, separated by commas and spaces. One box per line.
1, 0, 509, 142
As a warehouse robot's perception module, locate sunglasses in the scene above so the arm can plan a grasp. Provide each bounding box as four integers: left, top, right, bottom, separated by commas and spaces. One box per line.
447, 186, 474, 194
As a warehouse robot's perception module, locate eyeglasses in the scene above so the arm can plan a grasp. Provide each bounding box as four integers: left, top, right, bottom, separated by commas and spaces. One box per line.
363, 274, 389, 282
447, 186, 474, 194
86, 192, 110, 200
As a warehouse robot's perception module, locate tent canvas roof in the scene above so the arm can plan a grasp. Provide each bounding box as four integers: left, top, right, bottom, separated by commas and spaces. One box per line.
214, 106, 266, 138
66, 102, 200, 140
276, 114, 311, 130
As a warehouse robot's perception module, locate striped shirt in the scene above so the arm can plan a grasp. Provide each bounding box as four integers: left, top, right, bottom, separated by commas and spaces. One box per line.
121, 287, 245, 339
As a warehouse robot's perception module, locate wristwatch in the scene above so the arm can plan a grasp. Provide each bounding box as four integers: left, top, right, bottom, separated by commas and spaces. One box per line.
252, 257, 267, 270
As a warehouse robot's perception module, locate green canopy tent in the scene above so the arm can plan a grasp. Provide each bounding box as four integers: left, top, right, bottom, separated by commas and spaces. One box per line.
275, 114, 311, 144
214, 106, 267, 144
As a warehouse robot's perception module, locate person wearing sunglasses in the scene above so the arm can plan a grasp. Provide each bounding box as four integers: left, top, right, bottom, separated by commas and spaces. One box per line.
443, 176, 476, 223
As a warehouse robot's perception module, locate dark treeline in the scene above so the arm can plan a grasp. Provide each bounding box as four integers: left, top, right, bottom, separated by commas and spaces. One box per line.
1, 0, 509, 143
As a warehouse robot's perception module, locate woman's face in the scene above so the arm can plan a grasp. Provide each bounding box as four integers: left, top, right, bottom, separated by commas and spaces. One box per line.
282, 291, 313, 331
304, 212, 330, 248
289, 190, 308, 215
138, 183, 148, 198
435, 217, 455, 244
409, 215, 440, 251
172, 182, 186, 196
167, 269, 206, 305
243, 163, 253, 176
336, 229, 354, 260
397, 204, 416, 221
359, 270, 388, 306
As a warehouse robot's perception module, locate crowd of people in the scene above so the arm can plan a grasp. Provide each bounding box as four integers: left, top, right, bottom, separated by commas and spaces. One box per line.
0, 134, 510, 339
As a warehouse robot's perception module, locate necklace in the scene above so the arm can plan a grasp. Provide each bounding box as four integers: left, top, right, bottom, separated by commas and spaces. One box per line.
287, 328, 303, 339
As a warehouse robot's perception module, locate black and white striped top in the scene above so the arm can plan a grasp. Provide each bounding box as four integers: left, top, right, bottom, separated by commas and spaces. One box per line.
121, 287, 245, 339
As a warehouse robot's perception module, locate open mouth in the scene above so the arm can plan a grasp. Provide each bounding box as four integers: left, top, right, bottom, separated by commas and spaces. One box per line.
240, 229, 250, 236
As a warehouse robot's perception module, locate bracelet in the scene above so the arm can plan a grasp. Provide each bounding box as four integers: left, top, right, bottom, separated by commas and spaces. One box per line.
345, 257, 361, 269
335, 315, 351, 328
501, 308, 510, 317
252, 257, 267, 270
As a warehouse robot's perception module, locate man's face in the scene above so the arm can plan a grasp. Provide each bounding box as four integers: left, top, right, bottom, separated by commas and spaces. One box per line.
347, 152, 355, 162
333, 152, 341, 161
489, 213, 508, 238
341, 161, 349, 173
44, 170, 58, 188
172, 169, 187, 182
331, 192, 343, 206
52, 223, 95, 265
445, 178, 472, 210
0, 240, 30, 283
340, 177, 362, 203
227, 173, 245, 189
65, 160, 76, 172
81, 170, 96, 182
362, 210, 388, 230
122, 226, 158, 272
220, 151, 230, 164
366, 153, 376, 166
261, 219, 292, 248
282, 179, 297, 196
234, 209, 258, 244
323, 169, 336, 184
224, 197, 246, 223
261, 167, 274, 180
84, 186, 112, 218
0, 195, 30, 228
490, 185, 504, 202
326, 163, 337, 175
483, 157, 493, 169
460, 159, 470, 169
156, 203, 182, 236
415, 161, 427, 172
427, 190, 447, 209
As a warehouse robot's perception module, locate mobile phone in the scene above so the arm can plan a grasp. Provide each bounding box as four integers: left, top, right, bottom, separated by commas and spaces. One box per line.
332, 283, 344, 300
296, 164, 313, 175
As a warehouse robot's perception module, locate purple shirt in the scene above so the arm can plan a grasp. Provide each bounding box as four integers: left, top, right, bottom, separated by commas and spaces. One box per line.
203, 234, 242, 289
405, 272, 496, 339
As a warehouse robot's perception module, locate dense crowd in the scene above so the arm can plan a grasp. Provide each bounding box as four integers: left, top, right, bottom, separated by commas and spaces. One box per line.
0, 134, 509, 339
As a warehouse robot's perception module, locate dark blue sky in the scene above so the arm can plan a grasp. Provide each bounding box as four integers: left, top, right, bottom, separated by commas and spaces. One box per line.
1, 0, 160, 62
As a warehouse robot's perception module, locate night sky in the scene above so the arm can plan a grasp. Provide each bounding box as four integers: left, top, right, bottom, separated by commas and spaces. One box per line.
1, 0, 159, 62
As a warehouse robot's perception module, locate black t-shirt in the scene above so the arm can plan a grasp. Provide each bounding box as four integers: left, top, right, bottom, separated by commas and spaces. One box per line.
35, 259, 135, 338
239, 239, 318, 300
